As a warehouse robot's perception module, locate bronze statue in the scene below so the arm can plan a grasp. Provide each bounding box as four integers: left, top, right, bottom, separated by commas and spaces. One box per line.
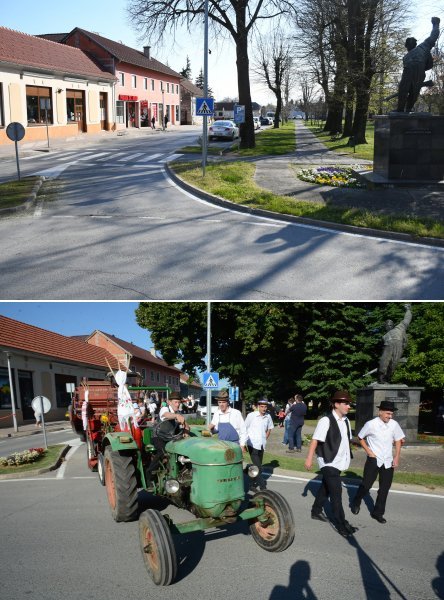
396, 17, 440, 112
377, 304, 412, 384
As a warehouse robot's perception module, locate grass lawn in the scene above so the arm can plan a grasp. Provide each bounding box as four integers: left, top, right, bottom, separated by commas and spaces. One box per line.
305, 121, 375, 161
235, 121, 296, 157
0, 176, 40, 210
171, 160, 444, 239
0, 445, 63, 475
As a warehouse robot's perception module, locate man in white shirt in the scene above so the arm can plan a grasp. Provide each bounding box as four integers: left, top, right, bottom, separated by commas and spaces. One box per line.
245, 398, 274, 490
305, 390, 357, 538
209, 390, 247, 450
350, 400, 405, 524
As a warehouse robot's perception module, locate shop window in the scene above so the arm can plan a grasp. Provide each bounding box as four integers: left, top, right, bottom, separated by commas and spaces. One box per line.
54, 374, 77, 408
0, 367, 15, 409
118, 72, 125, 86
175, 105, 179, 122
116, 101, 125, 124
26, 85, 53, 125
132, 75, 137, 88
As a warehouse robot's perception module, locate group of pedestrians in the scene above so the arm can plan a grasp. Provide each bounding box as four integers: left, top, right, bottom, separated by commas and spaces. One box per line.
305, 390, 405, 538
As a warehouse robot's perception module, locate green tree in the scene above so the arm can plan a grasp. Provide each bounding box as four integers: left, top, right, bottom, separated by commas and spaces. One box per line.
180, 55, 192, 80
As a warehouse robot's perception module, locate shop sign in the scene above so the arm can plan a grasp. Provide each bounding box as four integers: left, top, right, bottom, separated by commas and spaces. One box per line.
119, 95, 138, 101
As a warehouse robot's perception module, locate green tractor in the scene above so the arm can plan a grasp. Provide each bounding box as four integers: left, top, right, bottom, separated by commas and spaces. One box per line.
101, 423, 295, 586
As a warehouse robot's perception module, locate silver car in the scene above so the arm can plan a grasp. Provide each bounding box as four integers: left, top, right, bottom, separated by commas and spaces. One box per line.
208, 120, 240, 140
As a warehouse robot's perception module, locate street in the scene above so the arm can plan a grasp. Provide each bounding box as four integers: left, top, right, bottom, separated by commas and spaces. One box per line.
0, 130, 443, 300
1, 435, 443, 600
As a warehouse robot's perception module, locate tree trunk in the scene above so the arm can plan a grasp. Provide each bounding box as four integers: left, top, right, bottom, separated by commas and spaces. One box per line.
235, 25, 255, 149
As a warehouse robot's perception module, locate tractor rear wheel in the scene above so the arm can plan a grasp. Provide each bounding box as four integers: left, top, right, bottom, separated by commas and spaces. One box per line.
97, 452, 105, 486
104, 446, 138, 522
139, 509, 177, 586
249, 489, 295, 552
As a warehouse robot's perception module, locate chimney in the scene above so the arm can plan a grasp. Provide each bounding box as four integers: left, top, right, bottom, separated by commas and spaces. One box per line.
143, 46, 151, 59
150, 347, 157, 357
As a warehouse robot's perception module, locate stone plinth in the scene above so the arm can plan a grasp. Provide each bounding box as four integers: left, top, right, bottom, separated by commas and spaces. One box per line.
373, 114, 444, 182
355, 385, 423, 444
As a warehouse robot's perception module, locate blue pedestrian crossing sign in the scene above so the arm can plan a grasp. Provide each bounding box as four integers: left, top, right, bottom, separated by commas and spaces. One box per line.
203, 371, 219, 389
196, 98, 214, 116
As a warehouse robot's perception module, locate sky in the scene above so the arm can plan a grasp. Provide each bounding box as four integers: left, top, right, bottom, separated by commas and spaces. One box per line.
0, 301, 152, 348
2, 1, 439, 108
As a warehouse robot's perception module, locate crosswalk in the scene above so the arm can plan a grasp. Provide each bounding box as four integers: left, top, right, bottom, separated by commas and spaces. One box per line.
22, 149, 183, 167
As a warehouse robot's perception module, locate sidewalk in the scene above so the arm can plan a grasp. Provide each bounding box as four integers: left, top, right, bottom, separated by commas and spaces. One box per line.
0, 419, 72, 439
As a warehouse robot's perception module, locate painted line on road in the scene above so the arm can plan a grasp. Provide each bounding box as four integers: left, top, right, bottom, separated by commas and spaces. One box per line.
164, 171, 444, 252
268, 473, 444, 499
56, 443, 81, 479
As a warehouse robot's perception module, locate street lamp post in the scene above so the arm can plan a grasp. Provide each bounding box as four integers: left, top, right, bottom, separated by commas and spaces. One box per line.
4, 352, 18, 432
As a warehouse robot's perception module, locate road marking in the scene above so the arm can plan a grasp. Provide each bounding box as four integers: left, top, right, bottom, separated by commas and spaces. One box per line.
56, 443, 81, 479
117, 153, 145, 162
136, 153, 163, 162
160, 154, 183, 162
268, 473, 444, 499
31, 161, 77, 179
96, 152, 126, 161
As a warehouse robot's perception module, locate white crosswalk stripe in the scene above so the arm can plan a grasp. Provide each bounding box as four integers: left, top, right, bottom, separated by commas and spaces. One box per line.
136, 153, 164, 162
159, 154, 183, 162
117, 152, 145, 162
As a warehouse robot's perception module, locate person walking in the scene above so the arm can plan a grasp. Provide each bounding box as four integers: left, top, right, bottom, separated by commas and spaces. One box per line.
350, 400, 405, 524
282, 397, 293, 445
164, 114, 169, 129
151, 115, 156, 129
304, 390, 357, 538
245, 398, 274, 490
286, 394, 307, 453
209, 390, 247, 450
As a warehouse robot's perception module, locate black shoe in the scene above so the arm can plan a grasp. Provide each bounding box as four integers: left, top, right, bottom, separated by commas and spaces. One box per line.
311, 512, 328, 522
350, 502, 360, 515
344, 520, 358, 534
371, 513, 387, 524
336, 525, 352, 538
286, 449, 295, 453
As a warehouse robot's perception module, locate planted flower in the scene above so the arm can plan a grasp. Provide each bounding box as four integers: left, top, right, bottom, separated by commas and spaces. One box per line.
0, 447, 45, 467
297, 165, 365, 188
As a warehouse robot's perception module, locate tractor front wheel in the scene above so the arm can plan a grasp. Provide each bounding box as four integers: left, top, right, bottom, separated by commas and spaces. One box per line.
139, 509, 177, 586
249, 489, 295, 552
104, 446, 138, 522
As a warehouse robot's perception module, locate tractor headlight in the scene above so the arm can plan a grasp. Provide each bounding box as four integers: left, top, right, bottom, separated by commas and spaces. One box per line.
165, 479, 180, 494
247, 464, 259, 479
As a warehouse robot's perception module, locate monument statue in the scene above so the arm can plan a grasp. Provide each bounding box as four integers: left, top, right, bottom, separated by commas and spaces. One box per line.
396, 17, 440, 112
377, 304, 412, 384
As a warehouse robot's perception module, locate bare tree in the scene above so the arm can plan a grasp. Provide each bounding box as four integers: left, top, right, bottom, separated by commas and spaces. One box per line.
252, 29, 295, 127
126, 0, 295, 148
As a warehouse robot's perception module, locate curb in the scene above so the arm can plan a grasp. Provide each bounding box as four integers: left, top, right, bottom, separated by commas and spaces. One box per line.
165, 163, 444, 249
0, 444, 70, 480
0, 176, 45, 216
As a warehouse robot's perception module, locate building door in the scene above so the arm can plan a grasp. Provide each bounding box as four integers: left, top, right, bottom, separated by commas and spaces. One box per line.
66, 90, 85, 133
18, 370, 35, 421
99, 92, 108, 130
126, 102, 136, 128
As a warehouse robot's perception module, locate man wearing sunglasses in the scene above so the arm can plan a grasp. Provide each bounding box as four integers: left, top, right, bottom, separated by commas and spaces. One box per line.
305, 390, 357, 538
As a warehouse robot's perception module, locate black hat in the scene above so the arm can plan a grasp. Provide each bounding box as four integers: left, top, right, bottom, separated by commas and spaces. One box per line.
331, 390, 352, 403
169, 391, 181, 401
377, 400, 398, 412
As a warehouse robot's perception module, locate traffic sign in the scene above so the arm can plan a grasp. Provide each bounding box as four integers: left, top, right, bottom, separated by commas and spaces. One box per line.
196, 98, 214, 116
233, 104, 245, 124
31, 396, 51, 414
6, 122, 25, 142
203, 372, 219, 389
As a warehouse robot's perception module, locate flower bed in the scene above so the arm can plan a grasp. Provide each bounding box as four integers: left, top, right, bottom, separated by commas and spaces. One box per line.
0, 447, 46, 467
297, 165, 365, 188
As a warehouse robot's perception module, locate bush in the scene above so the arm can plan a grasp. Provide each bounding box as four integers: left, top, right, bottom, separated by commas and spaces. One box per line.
0, 447, 46, 467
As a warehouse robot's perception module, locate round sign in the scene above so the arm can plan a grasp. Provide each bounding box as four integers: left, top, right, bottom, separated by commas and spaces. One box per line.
31, 396, 52, 414
6, 122, 25, 142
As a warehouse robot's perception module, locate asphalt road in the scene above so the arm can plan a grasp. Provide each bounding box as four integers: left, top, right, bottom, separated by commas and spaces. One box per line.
0, 131, 443, 300
1, 436, 443, 599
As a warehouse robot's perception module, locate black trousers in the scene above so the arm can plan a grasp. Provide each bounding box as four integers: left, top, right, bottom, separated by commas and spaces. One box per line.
353, 456, 394, 517
312, 466, 346, 525
247, 445, 266, 489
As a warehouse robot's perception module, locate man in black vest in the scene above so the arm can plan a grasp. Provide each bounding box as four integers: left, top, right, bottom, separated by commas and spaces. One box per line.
304, 390, 357, 538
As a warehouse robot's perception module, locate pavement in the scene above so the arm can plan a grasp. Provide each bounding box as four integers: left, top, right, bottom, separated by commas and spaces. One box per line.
1, 419, 443, 492
1, 120, 443, 245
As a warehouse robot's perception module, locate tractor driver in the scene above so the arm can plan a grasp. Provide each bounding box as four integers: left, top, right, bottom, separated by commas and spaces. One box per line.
145, 392, 189, 485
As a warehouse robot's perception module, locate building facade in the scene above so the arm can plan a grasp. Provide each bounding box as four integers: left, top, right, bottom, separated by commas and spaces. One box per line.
0, 27, 116, 146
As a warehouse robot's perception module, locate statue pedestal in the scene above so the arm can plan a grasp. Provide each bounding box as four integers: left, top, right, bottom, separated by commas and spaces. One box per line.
372, 114, 444, 184
355, 385, 423, 444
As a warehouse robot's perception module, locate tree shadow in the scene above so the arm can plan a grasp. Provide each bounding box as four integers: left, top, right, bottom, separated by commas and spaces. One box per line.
269, 560, 317, 600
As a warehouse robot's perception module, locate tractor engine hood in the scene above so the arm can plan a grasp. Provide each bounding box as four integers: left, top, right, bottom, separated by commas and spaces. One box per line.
166, 436, 242, 465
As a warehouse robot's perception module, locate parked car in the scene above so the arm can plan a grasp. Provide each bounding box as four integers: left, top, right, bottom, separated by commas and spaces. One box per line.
260, 116, 270, 126
208, 120, 239, 140
253, 116, 261, 130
